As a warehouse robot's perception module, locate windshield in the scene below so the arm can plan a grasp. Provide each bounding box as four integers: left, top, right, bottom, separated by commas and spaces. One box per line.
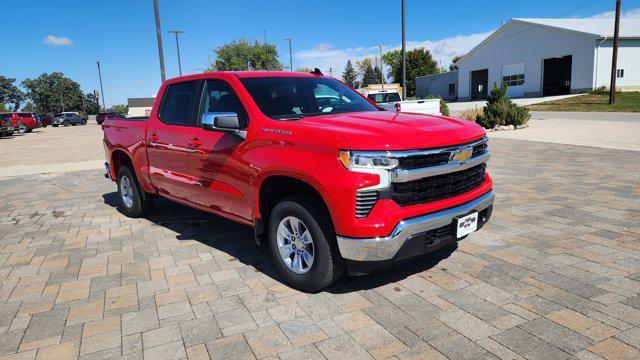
240, 76, 377, 120
367, 92, 401, 103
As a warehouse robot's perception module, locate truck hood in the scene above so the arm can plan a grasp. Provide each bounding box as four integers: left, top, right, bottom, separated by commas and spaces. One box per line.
296, 111, 486, 150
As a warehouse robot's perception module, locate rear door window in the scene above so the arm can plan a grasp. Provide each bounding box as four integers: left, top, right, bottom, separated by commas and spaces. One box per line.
160, 81, 198, 126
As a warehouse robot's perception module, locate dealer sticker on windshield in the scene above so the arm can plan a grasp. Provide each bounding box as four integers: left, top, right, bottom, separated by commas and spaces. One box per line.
456, 212, 478, 238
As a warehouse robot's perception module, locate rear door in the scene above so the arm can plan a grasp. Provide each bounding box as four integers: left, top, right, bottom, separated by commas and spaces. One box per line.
185, 78, 252, 220
146, 80, 200, 200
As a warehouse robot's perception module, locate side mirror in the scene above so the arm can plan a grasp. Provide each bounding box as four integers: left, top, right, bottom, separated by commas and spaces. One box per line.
202, 112, 240, 131
201, 112, 246, 138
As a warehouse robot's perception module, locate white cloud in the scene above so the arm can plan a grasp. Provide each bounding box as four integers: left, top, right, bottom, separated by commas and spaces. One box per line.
588, 7, 640, 19
295, 30, 494, 78
135, 80, 144, 85
43, 35, 73, 46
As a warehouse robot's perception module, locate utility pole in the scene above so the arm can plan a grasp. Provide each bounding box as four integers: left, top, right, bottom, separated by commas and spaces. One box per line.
379, 44, 385, 90
168, 30, 185, 76
401, 0, 406, 100
283, 38, 293, 71
94, 90, 100, 112
96, 61, 106, 111
609, 0, 621, 104
153, 0, 166, 82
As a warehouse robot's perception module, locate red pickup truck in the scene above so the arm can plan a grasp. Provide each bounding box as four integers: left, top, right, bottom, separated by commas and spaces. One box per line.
103, 71, 493, 291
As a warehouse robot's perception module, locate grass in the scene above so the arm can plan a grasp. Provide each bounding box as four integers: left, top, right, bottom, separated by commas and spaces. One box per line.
525, 92, 640, 112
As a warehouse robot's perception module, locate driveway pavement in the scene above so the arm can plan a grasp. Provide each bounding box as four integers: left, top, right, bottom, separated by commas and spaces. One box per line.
1, 137, 639, 359
489, 111, 640, 151
448, 94, 583, 114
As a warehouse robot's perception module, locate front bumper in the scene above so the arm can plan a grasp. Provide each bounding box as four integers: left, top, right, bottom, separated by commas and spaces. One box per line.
336, 190, 494, 265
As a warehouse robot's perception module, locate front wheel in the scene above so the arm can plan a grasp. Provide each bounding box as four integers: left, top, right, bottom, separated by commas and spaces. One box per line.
52, 124, 59, 127
63, 121, 70, 127
81, 119, 87, 125
117, 165, 153, 217
268, 195, 344, 292
18, 124, 27, 134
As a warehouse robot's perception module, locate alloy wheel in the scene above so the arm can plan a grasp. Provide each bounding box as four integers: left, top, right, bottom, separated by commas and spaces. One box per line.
276, 216, 315, 274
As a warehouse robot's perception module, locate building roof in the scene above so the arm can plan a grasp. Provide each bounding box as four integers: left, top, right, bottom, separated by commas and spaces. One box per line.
127, 98, 155, 107
514, 18, 640, 38
457, 18, 640, 66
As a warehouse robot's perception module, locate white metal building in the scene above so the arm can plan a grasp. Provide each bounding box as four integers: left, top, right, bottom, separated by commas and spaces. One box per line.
455, 18, 640, 100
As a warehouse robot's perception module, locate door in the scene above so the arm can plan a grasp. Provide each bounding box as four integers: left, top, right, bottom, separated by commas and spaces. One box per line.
502, 62, 525, 98
543, 55, 572, 96
146, 80, 199, 200
186, 78, 252, 220
471, 69, 488, 100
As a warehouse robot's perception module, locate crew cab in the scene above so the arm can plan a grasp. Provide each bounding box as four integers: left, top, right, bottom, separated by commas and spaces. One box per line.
103, 71, 493, 291
364, 90, 442, 115
15, 112, 40, 133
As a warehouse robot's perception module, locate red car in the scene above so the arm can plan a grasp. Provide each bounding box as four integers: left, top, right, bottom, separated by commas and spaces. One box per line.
15, 112, 39, 133
103, 71, 493, 290
0, 113, 22, 136
0, 113, 16, 137
36, 114, 51, 127
97, 112, 124, 125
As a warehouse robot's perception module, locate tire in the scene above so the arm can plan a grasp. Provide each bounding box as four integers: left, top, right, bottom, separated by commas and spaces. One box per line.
268, 194, 344, 291
63, 121, 70, 127
52, 124, 59, 127
116, 165, 153, 218
26, 128, 33, 133
42, 124, 47, 128
81, 119, 87, 125
18, 124, 27, 134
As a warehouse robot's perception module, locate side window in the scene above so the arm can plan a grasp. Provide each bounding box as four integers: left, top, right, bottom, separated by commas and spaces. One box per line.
201, 79, 249, 129
160, 81, 198, 126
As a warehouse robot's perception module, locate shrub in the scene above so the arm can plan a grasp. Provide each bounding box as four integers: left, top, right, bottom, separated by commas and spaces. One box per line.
476, 84, 530, 128
457, 107, 483, 123
440, 99, 449, 116
591, 86, 620, 95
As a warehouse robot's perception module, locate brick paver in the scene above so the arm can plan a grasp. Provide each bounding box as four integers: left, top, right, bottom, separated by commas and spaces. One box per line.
0, 138, 639, 359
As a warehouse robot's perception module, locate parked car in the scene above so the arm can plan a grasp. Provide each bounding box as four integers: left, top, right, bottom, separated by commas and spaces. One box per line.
15, 112, 40, 133
97, 112, 124, 125
52, 112, 87, 127
35, 114, 51, 127
364, 90, 442, 115
0, 113, 15, 137
0, 113, 22, 136
103, 71, 493, 291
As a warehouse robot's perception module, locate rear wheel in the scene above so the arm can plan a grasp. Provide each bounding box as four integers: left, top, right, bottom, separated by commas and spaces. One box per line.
117, 165, 153, 217
268, 195, 344, 291
63, 121, 70, 127
18, 124, 27, 134
81, 119, 87, 125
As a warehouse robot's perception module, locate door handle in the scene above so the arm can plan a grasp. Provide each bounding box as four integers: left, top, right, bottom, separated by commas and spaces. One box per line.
187, 138, 202, 149
149, 133, 159, 142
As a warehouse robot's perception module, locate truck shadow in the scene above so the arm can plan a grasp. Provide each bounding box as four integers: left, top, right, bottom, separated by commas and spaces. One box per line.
102, 191, 455, 293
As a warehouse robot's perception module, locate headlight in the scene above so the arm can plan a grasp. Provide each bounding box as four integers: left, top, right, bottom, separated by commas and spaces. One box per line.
338, 150, 399, 170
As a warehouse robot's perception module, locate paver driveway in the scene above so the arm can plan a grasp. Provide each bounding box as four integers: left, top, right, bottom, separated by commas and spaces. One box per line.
0, 138, 639, 360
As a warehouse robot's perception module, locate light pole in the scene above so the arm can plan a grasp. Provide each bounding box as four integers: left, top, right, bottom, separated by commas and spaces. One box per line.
96, 61, 106, 111
401, 0, 406, 100
168, 30, 185, 76
379, 44, 385, 90
283, 38, 293, 71
609, 0, 621, 104
153, 0, 166, 82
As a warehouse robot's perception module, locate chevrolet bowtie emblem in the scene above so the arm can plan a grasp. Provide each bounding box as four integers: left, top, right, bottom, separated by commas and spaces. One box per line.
450, 147, 473, 163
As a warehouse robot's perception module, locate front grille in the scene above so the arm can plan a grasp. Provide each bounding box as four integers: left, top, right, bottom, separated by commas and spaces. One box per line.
355, 191, 378, 218
472, 143, 487, 157
398, 152, 450, 169
388, 164, 486, 206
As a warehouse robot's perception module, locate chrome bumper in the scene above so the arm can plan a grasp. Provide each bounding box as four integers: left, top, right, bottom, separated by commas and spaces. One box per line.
336, 190, 494, 262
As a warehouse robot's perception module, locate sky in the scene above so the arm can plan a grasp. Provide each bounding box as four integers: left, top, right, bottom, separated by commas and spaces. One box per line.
2, 0, 640, 107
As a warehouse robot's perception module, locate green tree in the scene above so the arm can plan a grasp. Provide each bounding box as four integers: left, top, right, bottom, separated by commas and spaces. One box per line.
356, 58, 382, 87
21, 73, 84, 115
382, 48, 440, 97
0, 75, 25, 111
206, 39, 283, 71
83, 93, 100, 115
449, 54, 463, 72
342, 60, 359, 88
107, 104, 128, 115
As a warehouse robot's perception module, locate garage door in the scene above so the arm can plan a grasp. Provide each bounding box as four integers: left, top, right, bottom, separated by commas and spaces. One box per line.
502, 62, 525, 98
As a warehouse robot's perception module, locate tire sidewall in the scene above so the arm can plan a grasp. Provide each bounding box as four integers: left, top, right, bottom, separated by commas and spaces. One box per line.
117, 167, 144, 217
268, 198, 336, 291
